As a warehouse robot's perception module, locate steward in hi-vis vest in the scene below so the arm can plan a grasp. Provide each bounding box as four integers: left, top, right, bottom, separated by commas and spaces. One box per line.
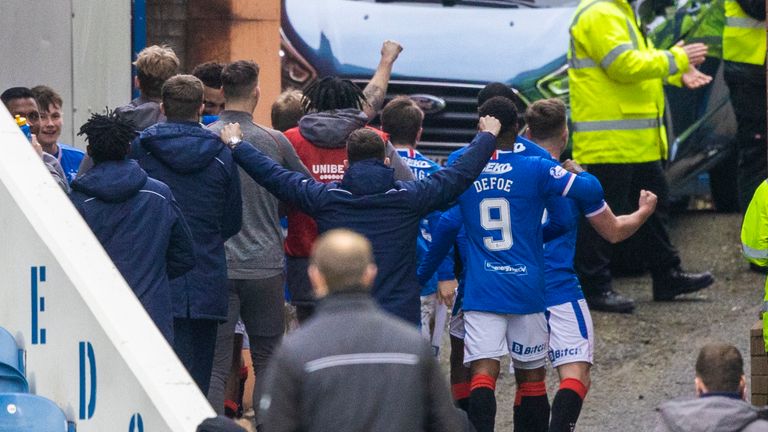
741, 180, 768, 351
568, 0, 715, 313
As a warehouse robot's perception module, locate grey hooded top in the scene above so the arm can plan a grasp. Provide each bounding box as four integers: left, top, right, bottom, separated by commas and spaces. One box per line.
655, 396, 768, 432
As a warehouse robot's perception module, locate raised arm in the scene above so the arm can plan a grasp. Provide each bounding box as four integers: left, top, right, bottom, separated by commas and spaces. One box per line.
409, 116, 500, 215
223, 123, 325, 216
586, 190, 657, 244
560, 159, 657, 243
362, 40, 403, 120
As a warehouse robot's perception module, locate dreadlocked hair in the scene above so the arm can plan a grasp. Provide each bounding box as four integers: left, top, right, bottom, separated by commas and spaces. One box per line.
77, 109, 137, 163
301, 76, 367, 113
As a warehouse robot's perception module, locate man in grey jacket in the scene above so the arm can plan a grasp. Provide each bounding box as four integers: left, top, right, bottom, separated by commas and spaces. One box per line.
655, 343, 768, 431
206, 60, 311, 416
260, 229, 472, 432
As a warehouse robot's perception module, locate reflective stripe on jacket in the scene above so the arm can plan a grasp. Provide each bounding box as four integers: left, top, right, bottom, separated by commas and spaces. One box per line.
568, 0, 689, 164
741, 180, 768, 351
723, 0, 766, 65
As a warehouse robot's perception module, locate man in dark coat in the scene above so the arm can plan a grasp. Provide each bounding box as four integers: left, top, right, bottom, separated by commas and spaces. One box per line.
222, 116, 500, 325
260, 229, 471, 432
130, 75, 242, 393
70, 111, 195, 342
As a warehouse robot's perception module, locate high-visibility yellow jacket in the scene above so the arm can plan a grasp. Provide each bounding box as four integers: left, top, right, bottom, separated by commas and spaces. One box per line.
568, 0, 689, 164
723, 0, 766, 65
741, 180, 768, 351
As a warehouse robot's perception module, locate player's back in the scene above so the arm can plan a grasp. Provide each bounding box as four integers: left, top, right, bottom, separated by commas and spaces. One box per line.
459, 150, 574, 315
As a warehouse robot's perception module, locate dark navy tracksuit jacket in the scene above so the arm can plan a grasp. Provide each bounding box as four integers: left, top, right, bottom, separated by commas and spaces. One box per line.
70, 160, 195, 341
130, 122, 242, 321
231, 132, 497, 324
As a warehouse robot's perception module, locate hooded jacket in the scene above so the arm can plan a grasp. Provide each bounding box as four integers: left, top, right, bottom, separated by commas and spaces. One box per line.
130, 121, 242, 321
70, 160, 195, 341
115, 96, 166, 131
231, 131, 496, 324
283, 108, 415, 257
655, 395, 768, 432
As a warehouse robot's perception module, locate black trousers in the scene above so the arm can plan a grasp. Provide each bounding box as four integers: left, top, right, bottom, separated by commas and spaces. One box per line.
724, 61, 767, 212
574, 161, 681, 296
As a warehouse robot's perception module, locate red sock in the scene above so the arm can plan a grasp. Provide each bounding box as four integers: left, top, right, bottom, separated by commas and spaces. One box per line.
469, 374, 497, 432
550, 378, 588, 432
559, 377, 588, 399
470, 373, 496, 391
514, 381, 549, 431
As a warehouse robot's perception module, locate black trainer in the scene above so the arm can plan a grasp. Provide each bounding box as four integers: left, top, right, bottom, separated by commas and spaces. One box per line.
585, 289, 635, 313
652, 267, 714, 301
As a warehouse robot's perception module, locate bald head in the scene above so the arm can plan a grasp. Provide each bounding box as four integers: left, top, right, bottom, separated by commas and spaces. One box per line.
309, 229, 377, 296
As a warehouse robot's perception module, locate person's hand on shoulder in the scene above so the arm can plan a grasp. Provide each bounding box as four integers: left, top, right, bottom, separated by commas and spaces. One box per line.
562, 159, 585, 174
380, 40, 403, 64
478, 116, 501, 137
221, 122, 244, 149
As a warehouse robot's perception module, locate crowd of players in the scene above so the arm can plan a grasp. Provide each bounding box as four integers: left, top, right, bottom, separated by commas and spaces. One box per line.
1, 39, 728, 432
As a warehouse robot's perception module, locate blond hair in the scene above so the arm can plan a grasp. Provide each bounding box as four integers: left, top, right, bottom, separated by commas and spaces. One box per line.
271, 90, 304, 132
134, 45, 180, 98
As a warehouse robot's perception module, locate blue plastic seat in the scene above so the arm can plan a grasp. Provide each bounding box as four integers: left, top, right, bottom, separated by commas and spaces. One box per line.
0, 327, 24, 377
0, 367, 28, 393
0, 393, 69, 431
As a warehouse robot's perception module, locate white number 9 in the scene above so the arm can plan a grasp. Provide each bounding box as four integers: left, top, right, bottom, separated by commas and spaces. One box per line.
480, 198, 512, 251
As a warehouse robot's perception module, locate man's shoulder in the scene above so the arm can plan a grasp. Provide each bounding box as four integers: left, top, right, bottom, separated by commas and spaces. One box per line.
58, 143, 85, 156
142, 176, 174, 197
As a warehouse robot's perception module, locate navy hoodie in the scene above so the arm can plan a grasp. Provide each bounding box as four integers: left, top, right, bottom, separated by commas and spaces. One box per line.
70, 160, 195, 341
231, 132, 496, 324
131, 121, 243, 321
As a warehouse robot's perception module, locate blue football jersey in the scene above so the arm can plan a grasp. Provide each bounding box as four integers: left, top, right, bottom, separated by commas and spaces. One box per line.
543, 198, 584, 307
397, 148, 454, 296
458, 150, 596, 315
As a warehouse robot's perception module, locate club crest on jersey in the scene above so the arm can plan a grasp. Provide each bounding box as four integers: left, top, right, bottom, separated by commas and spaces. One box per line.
549, 165, 567, 179
482, 162, 513, 175
484, 261, 528, 275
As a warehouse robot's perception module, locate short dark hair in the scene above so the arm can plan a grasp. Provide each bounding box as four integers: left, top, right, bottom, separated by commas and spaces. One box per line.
478, 82, 516, 107
78, 110, 137, 163
478, 96, 519, 137
302, 77, 367, 113
31, 85, 63, 112
695, 343, 744, 393
1, 87, 35, 107
221, 61, 260, 100
192, 62, 225, 89
162, 75, 204, 120
271, 90, 304, 132
381, 96, 423, 145
134, 45, 180, 98
525, 98, 567, 141
346, 128, 385, 164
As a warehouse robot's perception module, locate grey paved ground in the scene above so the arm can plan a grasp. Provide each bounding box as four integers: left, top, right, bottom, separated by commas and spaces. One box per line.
439, 212, 764, 431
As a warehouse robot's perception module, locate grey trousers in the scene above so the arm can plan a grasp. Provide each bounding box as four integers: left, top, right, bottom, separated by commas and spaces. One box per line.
207, 275, 285, 416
